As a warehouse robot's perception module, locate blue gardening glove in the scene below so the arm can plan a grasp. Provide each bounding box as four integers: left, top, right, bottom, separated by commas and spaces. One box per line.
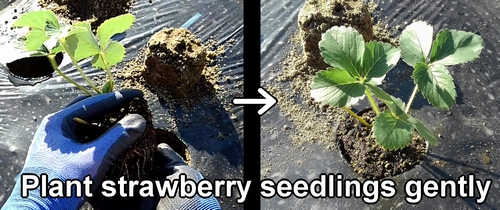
139, 143, 221, 210
2, 90, 146, 210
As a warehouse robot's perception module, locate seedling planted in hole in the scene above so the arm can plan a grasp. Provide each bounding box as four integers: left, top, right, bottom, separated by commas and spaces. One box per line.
12, 10, 135, 95
310, 22, 484, 150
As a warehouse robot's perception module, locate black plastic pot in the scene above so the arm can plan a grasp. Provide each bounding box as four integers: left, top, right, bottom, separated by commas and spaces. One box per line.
6, 50, 63, 87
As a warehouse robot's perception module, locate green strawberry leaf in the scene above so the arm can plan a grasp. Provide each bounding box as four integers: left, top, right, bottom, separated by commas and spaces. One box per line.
13, 10, 59, 30
413, 62, 456, 110
24, 28, 49, 51
373, 110, 414, 150
91, 41, 125, 69
63, 22, 91, 38
400, 21, 434, 67
319, 26, 365, 77
310, 68, 365, 107
50, 42, 65, 54
101, 80, 113, 93
365, 84, 406, 116
363, 41, 400, 80
66, 22, 100, 62
430, 29, 484, 66
405, 116, 438, 146
97, 13, 135, 47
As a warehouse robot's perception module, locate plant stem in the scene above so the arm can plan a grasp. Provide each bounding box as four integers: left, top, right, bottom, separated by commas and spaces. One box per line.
405, 85, 419, 113
365, 89, 380, 115
343, 107, 372, 128
100, 52, 114, 90
48, 55, 93, 96
59, 39, 101, 94
73, 117, 91, 126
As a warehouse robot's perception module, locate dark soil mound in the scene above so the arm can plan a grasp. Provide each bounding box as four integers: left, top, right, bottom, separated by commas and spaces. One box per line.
39, 0, 136, 29
336, 105, 427, 179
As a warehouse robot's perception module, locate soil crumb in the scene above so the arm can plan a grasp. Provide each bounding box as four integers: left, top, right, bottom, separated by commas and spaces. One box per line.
38, 0, 139, 29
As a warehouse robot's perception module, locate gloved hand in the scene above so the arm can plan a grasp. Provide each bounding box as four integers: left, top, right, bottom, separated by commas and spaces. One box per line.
2, 90, 146, 210
139, 143, 221, 210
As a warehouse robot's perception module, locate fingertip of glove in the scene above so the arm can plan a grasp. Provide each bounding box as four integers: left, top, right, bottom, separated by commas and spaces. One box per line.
115, 89, 144, 100
120, 114, 147, 135
155, 143, 187, 165
157, 143, 173, 151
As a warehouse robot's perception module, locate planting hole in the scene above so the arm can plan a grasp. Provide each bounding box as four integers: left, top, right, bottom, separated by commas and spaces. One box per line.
336, 105, 428, 179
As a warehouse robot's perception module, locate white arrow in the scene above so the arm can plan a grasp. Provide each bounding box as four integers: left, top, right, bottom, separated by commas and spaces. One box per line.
232, 87, 277, 115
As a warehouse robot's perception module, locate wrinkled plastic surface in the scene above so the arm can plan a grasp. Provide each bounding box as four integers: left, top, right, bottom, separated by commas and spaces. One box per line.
261, 0, 500, 209
0, 0, 243, 209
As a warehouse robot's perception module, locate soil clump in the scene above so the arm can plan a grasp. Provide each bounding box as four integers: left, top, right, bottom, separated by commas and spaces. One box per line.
144, 28, 207, 98
298, 0, 376, 70
117, 27, 231, 111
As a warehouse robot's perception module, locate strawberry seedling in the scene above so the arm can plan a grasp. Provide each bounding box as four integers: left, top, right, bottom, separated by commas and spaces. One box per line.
310, 22, 484, 150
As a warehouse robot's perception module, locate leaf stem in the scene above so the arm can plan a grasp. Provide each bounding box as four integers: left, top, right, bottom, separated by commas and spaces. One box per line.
365, 89, 380, 115
99, 52, 115, 91
405, 85, 419, 113
59, 39, 101, 94
343, 107, 372, 128
48, 54, 93, 96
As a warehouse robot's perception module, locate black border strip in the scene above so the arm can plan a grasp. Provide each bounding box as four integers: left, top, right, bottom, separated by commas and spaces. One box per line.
243, 0, 261, 208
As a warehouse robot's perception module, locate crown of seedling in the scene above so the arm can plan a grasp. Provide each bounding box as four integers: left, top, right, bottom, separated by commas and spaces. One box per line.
310, 21, 484, 150
12, 10, 135, 96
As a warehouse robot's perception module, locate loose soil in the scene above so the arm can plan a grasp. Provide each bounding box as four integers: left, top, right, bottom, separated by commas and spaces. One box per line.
337, 105, 427, 179
38, 0, 139, 29
264, 0, 423, 179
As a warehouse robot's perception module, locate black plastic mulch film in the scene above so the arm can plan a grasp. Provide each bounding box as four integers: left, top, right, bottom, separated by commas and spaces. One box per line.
261, 0, 500, 209
0, 0, 243, 209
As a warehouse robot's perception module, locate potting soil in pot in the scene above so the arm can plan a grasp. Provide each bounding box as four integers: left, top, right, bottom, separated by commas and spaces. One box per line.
336, 105, 427, 179
0, 0, 243, 209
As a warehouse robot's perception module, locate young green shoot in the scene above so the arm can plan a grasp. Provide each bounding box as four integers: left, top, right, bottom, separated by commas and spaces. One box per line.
12, 10, 135, 95
310, 23, 484, 151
